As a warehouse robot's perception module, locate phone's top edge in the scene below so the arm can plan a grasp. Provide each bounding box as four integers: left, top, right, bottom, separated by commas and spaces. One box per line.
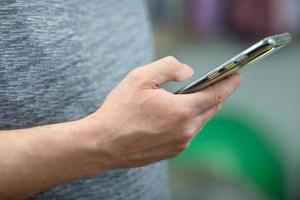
202, 33, 292, 71
236, 33, 292, 59
263, 32, 292, 47
174, 33, 292, 94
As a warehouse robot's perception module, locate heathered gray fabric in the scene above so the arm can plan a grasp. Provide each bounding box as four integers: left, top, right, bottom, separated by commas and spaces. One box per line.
0, 0, 170, 199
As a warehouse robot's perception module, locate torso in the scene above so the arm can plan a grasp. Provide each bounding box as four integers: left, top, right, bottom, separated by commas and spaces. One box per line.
0, 0, 170, 199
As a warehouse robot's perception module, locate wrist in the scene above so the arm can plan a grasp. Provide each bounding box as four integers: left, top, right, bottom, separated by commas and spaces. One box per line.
78, 111, 113, 172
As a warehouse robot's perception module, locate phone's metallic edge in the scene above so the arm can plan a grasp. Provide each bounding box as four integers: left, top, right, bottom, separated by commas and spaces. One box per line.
174, 33, 292, 94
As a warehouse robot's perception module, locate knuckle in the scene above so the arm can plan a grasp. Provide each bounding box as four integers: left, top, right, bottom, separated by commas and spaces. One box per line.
163, 56, 184, 80
213, 85, 224, 106
177, 128, 195, 144
164, 56, 181, 66
175, 107, 193, 121
174, 142, 190, 155
212, 104, 220, 116
182, 142, 191, 150
127, 68, 144, 85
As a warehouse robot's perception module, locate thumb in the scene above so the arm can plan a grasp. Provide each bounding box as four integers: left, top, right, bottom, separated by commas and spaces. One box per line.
137, 56, 194, 87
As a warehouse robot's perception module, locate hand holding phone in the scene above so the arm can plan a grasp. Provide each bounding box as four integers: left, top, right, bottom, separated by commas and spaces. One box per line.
175, 33, 292, 94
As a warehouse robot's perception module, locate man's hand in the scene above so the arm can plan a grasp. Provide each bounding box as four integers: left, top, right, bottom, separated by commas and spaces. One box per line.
86, 56, 243, 169
0, 56, 242, 199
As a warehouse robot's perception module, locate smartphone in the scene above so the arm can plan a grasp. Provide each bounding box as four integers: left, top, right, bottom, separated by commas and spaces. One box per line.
174, 33, 292, 94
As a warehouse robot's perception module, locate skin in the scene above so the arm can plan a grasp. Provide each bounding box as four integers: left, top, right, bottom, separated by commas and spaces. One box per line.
0, 56, 243, 199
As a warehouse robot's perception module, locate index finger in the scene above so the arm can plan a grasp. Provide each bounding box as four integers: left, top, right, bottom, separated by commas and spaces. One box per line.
178, 73, 243, 113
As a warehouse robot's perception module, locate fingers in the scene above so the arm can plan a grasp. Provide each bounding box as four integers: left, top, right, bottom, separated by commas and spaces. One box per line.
129, 56, 194, 88
186, 103, 222, 139
196, 103, 222, 127
180, 73, 243, 114
122, 103, 222, 166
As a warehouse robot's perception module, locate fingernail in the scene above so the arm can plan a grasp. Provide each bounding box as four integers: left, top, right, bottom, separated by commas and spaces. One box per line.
183, 64, 194, 77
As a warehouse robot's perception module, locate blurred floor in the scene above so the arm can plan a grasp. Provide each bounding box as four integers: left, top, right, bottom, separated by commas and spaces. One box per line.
170, 168, 267, 200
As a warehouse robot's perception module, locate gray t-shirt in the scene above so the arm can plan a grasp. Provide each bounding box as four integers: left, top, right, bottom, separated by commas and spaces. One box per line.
0, 0, 170, 199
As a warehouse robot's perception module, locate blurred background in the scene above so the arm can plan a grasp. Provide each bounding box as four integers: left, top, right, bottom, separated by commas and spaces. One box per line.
146, 0, 300, 200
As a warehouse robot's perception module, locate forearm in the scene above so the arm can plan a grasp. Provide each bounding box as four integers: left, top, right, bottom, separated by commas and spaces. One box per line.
0, 115, 104, 199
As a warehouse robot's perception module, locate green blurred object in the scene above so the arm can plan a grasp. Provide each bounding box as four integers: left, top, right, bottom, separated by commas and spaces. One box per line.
170, 110, 286, 200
